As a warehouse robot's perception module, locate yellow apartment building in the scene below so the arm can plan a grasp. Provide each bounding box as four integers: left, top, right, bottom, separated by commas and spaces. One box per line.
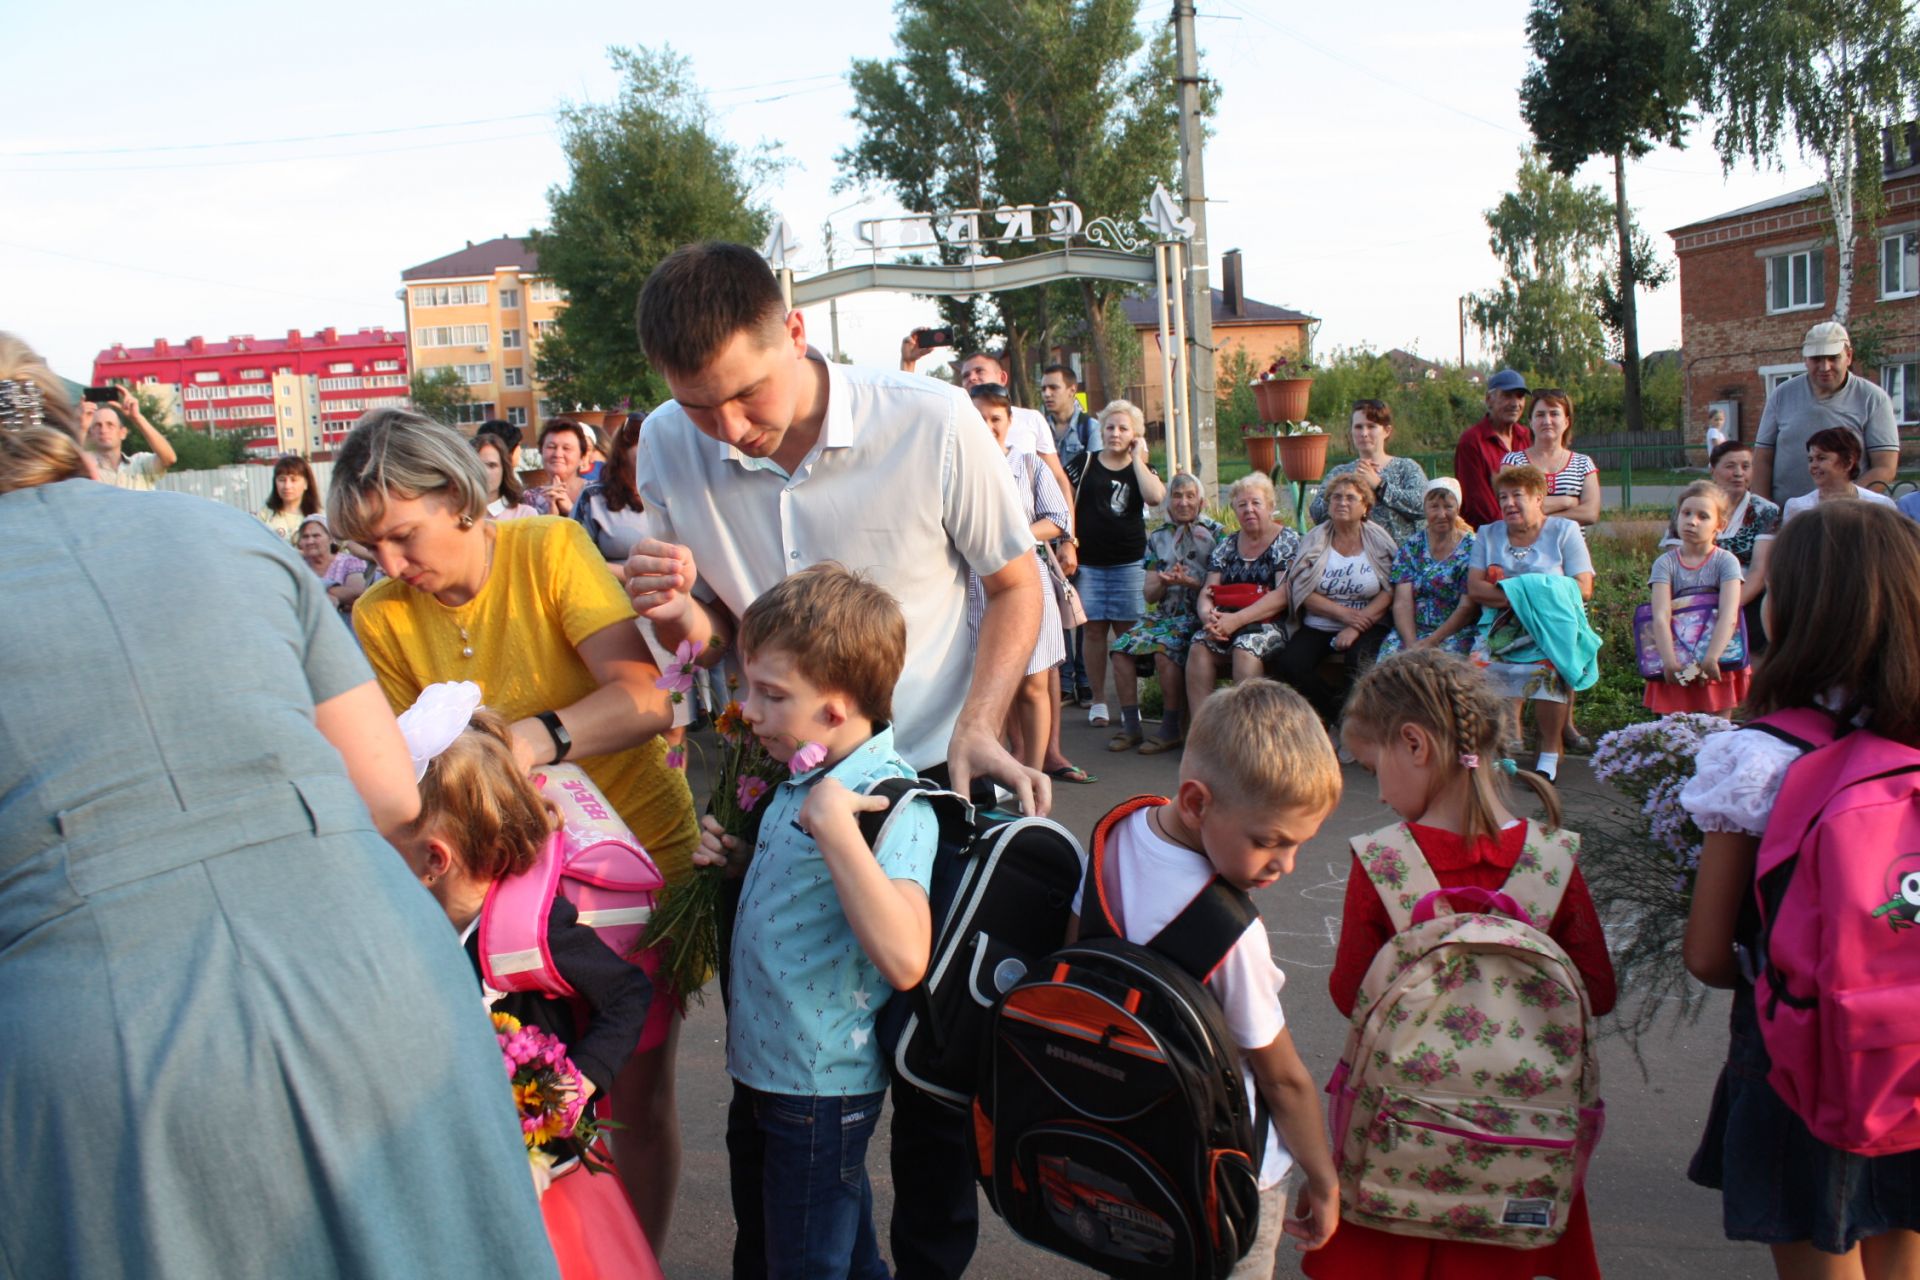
399, 237, 568, 435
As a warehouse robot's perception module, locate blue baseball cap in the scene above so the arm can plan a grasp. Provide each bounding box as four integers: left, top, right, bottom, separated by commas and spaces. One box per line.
1487, 369, 1528, 393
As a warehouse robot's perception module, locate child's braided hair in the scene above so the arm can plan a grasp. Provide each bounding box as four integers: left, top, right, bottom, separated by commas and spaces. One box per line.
1342, 649, 1561, 845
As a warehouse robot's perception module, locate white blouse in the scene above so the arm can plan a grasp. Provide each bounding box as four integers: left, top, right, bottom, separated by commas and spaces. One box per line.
1679, 727, 1803, 837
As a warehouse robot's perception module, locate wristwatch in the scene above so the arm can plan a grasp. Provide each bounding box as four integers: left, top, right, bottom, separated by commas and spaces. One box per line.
534, 710, 572, 763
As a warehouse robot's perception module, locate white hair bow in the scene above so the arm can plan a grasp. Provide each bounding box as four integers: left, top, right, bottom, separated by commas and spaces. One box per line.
397, 681, 484, 781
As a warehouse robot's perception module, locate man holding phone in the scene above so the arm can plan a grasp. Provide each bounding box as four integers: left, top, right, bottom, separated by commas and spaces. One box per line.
82, 386, 176, 490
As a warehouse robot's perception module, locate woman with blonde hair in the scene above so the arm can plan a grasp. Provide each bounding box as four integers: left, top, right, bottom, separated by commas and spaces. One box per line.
1186, 470, 1301, 724
1066, 398, 1166, 746
331, 406, 698, 1249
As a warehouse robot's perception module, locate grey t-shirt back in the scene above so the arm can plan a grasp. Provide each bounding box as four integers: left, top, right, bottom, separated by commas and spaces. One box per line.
1754, 372, 1899, 504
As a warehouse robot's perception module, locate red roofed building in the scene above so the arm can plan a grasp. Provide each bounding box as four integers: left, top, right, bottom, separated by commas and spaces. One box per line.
92, 326, 409, 459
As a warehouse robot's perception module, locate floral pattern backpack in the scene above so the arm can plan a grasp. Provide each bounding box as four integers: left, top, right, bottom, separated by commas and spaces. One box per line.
1325, 821, 1605, 1247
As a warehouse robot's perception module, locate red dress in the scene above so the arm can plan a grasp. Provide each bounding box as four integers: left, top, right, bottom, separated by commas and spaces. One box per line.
1303, 822, 1617, 1280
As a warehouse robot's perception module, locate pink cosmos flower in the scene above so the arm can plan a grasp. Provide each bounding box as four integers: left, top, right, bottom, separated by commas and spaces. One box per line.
788, 741, 828, 773
737, 775, 770, 811
653, 638, 701, 700
664, 745, 687, 770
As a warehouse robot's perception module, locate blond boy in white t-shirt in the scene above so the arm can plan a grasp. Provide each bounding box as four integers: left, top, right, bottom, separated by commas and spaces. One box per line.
1070, 678, 1344, 1272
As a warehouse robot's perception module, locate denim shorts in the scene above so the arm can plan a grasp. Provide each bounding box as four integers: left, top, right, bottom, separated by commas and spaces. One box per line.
1689, 988, 1920, 1253
1074, 560, 1145, 622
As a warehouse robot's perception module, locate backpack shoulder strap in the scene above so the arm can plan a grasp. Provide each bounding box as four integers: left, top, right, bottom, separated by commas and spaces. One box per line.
1349, 822, 1444, 933
1078, 795, 1169, 943
477, 829, 573, 998
1747, 707, 1842, 755
855, 776, 972, 855
1497, 823, 1577, 932
1148, 878, 1259, 984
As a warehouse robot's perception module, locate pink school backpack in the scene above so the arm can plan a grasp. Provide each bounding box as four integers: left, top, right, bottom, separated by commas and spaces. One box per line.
1748, 707, 1920, 1156
477, 764, 671, 1052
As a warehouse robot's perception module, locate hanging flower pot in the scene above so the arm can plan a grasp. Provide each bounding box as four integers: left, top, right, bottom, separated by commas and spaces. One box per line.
1278, 431, 1331, 484
1244, 432, 1278, 474
1253, 377, 1313, 424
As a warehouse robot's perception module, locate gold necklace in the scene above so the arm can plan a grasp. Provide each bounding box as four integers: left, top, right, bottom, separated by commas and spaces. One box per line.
452, 528, 495, 660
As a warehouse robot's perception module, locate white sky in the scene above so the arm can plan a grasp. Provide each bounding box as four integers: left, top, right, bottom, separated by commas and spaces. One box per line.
4, 0, 1824, 387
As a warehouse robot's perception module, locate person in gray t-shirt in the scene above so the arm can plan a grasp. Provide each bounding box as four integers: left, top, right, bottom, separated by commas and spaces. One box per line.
1754, 320, 1899, 505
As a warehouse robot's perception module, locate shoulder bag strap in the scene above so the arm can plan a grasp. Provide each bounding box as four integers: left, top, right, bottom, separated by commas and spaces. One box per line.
1148, 877, 1259, 983
1497, 823, 1576, 931
1349, 822, 1444, 933
1077, 795, 1168, 943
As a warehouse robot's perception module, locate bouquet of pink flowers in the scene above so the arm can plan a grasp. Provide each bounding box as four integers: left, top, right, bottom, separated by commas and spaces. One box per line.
494, 1010, 608, 1174
641, 641, 800, 1006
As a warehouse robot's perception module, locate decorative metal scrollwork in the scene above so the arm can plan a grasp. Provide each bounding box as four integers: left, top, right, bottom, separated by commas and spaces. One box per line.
1085, 216, 1146, 253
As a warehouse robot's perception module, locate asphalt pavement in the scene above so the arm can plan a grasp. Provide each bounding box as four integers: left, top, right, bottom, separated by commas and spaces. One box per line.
654, 712, 1768, 1279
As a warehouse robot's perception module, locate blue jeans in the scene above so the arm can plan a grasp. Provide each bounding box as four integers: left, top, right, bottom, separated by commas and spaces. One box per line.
731, 1083, 890, 1280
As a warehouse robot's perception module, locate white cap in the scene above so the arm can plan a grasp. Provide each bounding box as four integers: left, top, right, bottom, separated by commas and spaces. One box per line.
1424, 477, 1462, 503
1803, 321, 1850, 357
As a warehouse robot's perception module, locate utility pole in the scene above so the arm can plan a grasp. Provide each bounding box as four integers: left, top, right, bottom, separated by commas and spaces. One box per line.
1173, 0, 1216, 500
824, 221, 844, 363
1458, 296, 1466, 367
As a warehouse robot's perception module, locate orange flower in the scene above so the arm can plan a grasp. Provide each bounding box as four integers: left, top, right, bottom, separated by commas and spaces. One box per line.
715, 702, 747, 740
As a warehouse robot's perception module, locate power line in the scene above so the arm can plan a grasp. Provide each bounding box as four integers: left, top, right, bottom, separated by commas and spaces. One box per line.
0, 129, 555, 174
2, 111, 555, 159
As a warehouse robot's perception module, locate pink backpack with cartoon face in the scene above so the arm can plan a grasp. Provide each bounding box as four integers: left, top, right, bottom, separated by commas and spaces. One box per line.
477, 764, 670, 1052
1749, 708, 1920, 1156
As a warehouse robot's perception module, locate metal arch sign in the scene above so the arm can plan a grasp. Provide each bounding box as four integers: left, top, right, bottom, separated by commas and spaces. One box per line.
847, 184, 1193, 256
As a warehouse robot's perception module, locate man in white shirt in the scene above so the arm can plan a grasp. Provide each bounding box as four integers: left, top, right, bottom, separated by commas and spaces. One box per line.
82, 388, 176, 490
629, 241, 1048, 1280
1753, 321, 1900, 505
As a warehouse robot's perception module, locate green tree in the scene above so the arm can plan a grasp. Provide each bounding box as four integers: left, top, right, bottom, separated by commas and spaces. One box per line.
1697, 0, 1920, 324
532, 46, 773, 409
1469, 151, 1616, 381
840, 0, 1198, 400
407, 367, 474, 427
1521, 0, 1699, 431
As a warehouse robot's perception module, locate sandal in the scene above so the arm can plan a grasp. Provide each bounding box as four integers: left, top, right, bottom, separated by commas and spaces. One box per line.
1107, 729, 1144, 752
1138, 734, 1183, 755
1047, 764, 1098, 785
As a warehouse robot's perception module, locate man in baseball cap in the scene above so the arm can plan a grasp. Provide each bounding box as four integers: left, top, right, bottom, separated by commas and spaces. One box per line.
1452, 368, 1533, 528
1753, 320, 1900, 504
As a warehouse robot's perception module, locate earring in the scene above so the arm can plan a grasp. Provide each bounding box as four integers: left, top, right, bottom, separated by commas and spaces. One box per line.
457, 514, 475, 529
424, 873, 437, 886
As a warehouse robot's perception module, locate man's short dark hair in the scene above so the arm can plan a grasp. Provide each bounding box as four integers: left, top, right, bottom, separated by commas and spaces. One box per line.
635, 241, 787, 375
1041, 363, 1078, 386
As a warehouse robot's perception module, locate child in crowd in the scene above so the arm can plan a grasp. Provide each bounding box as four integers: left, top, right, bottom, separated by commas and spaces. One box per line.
1681, 502, 1920, 1278
393, 681, 662, 1279
1311, 649, 1616, 1280
966, 382, 1070, 775
1645, 480, 1747, 716
1074, 679, 1344, 1272
694, 563, 938, 1280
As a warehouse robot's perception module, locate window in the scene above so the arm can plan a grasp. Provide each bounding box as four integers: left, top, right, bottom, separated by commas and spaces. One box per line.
1760, 364, 1803, 398
318, 376, 363, 391
500, 287, 521, 310
449, 402, 498, 425
529, 280, 565, 303
238, 367, 265, 380
503, 366, 526, 388
452, 364, 493, 386
413, 325, 489, 349
373, 359, 400, 372
507, 406, 528, 427
501, 328, 523, 350
328, 361, 355, 374
194, 370, 219, 383
1766, 248, 1825, 312
1885, 361, 1919, 426
532, 319, 558, 339
411, 284, 488, 307
1884, 231, 1920, 300
282, 406, 292, 417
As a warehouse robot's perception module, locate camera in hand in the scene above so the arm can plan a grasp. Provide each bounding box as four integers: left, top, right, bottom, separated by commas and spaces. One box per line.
83, 386, 121, 404
916, 327, 954, 350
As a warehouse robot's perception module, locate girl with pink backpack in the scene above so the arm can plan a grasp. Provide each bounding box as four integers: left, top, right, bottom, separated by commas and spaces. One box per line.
395, 681, 666, 1280
1682, 501, 1920, 1279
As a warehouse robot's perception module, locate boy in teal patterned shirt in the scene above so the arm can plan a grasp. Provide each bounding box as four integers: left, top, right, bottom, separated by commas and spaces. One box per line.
695, 563, 937, 1278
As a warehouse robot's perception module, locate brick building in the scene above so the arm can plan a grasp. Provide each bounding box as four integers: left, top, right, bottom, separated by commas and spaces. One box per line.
92, 327, 408, 459
1118, 250, 1317, 424
1670, 126, 1920, 452
400, 237, 567, 435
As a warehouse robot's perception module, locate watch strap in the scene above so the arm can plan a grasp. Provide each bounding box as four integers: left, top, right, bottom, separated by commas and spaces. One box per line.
535, 710, 572, 763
